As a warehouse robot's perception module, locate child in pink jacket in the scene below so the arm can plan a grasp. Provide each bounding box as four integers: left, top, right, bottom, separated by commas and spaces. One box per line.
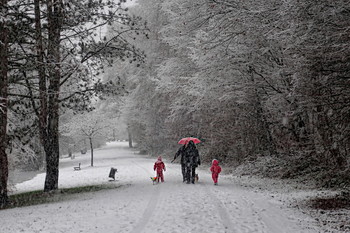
154, 156, 166, 182
210, 159, 222, 185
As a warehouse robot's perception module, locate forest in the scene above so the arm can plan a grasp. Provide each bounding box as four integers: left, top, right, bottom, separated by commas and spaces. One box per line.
0, 0, 349, 208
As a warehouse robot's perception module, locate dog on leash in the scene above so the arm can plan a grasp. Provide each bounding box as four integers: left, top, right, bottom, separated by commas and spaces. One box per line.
150, 176, 158, 185
195, 173, 199, 183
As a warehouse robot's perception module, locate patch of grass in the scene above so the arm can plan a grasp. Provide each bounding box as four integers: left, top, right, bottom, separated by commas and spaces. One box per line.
1, 184, 121, 210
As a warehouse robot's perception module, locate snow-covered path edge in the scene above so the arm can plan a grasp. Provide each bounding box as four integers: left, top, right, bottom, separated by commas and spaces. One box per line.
1, 142, 321, 233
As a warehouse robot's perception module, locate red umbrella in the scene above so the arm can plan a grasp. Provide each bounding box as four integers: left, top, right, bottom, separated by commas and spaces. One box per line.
178, 137, 201, 145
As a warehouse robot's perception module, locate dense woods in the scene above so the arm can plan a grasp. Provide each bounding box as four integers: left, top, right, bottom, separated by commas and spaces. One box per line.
121, 0, 350, 188
0, 0, 349, 208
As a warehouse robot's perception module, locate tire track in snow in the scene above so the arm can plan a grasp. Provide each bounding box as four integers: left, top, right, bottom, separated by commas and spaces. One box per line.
238, 194, 267, 233
201, 183, 236, 232
130, 185, 161, 233
205, 180, 308, 233
203, 180, 271, 233
239, 193, 293, 233
130, 159, 161, 233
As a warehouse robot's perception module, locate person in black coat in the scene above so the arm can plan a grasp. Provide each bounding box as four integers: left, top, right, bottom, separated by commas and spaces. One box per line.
173, 144, 187, 182
183, 140, 201, 184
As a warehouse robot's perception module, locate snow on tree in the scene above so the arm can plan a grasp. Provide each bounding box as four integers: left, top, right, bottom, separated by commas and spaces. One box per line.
60, 111, 113, 167
119, 0, 349, 184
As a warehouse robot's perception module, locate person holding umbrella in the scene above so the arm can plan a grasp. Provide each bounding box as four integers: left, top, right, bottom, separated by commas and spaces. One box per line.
184, 140, 201, 184
173, 137, 201, 184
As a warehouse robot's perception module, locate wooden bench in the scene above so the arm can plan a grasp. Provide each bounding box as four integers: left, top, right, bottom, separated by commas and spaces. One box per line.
74, 163, 81, 171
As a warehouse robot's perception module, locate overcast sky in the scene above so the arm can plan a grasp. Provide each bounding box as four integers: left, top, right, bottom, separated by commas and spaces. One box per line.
124, 0, 138, 7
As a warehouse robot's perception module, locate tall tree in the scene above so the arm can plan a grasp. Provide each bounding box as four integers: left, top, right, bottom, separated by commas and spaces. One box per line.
22, 0, 145, 191
0, 0, 9, 207
41, 0, 63, 191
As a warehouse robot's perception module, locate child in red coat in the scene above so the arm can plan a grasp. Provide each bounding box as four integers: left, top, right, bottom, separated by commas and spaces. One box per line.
154, 156, 166, 182
210, 159, 222, 185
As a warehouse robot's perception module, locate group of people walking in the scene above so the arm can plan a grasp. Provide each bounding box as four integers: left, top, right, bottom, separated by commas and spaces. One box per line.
173, 140, 201, 184
153, 139, 222, 185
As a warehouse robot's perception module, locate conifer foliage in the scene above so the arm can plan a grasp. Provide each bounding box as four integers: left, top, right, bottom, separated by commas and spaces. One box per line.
0, 0, 147, 202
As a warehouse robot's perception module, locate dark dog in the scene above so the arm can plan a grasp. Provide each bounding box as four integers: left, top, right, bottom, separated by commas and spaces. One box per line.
195, 174, 199, 183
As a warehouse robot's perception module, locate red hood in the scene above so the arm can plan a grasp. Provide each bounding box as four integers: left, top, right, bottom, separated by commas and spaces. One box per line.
212, 159, 219, 166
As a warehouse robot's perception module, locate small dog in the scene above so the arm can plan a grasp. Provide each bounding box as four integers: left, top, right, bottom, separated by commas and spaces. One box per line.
195, 174, 199, 183
150, 176, 158, 185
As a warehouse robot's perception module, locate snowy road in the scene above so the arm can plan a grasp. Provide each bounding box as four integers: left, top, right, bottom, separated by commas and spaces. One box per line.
0, 142, 320, 233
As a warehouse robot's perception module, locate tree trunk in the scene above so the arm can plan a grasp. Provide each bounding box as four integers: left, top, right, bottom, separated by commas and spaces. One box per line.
0, 0, 9, 207
34, 0, 48, 143
44, 0, 62, 192
128, 125, 133, 148
89, 137, 93, 167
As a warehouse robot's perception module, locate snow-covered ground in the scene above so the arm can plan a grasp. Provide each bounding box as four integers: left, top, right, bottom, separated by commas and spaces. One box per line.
1, 142, 324, 233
